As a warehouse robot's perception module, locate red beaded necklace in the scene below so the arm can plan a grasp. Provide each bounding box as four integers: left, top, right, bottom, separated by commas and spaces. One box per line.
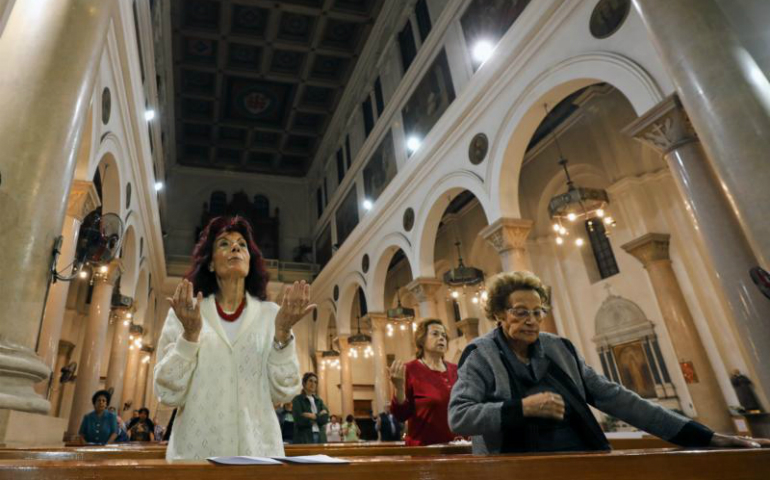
215, 297, 246, 322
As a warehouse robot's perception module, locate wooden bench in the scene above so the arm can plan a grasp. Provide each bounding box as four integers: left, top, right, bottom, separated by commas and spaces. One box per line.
0, 449, 767, 480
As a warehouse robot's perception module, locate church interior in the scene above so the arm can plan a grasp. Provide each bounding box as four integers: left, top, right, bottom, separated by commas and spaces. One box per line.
1, 0, 770, 477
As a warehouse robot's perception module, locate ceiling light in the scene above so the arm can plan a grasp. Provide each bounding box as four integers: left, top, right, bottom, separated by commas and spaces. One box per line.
154, 181, 164, 191
362, 199, 373, 211
555, 236, 564, 245
99, 265, 108, 273
575, 238, 585, 247
145, 109, 155, 121
472, 40, 495, 64
406, 136, 421, 153
79, 270, 88, 279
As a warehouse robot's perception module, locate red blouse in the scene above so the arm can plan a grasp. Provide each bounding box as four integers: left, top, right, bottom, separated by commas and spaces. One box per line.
390, 359, 458, 446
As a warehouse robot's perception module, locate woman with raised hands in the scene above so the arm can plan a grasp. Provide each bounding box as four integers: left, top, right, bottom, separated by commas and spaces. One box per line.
154, 216, 315, 460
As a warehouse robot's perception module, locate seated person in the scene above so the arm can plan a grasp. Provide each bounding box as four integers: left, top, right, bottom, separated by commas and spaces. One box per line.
449, 271, 770, 454
129, 407, 155, 442
78, 390, 118, 445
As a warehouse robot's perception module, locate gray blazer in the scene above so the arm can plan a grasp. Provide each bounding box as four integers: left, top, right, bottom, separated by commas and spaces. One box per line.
448, 329, 712, 454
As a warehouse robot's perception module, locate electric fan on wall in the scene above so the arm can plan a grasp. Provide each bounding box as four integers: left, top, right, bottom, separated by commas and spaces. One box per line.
51, 211, 125, 283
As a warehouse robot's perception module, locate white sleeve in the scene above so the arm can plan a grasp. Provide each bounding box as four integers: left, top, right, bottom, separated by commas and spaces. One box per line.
153, 308, 199, 407
264, 303, 301, 404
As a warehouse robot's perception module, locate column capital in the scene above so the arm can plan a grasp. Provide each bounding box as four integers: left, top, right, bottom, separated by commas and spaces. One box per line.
479, 218, 534, 254
406, 277, 443, 303
456, 317, 480, 341
66, 180, 101, 222
93, 259, 123, 286
622, 95, 697, 154
621, 233, 671, 268
363, 312, 389, 331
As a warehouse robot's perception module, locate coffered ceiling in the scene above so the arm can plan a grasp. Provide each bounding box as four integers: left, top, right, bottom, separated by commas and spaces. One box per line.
170, 0, 385, 177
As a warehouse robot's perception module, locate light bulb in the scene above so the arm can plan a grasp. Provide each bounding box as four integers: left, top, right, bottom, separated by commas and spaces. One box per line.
412, 323, 417, 331
567, 213, 577, 222
79, 270, 88, 279
471, 40, 494, 63
400, 324, 406, 331
596, 209, 605, 218
451, 291, 459, 299
129, 335, 134, 341
575, 238, 584, 247
481, 291, 488, 301
362, 199, 373, 211
552, 224, 560, 232
154, 181, 164, 191
123, 320, 130, 326
406, 136, 421, 153
559, 226, 567, 235
100, 265, 109, 273
604, 217, 612, 225
472, 297, 479, 304
555, 236, 564, 245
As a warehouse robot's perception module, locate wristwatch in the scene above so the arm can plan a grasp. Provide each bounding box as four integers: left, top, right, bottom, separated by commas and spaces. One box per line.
273, 333, 294, 351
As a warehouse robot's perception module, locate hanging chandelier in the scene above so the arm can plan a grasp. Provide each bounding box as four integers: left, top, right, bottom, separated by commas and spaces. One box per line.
443, 240, 486, 303
347, 316, 373, 359
320, 332, 340, 371
387, 287, 416, 336
543, 103, 616, 246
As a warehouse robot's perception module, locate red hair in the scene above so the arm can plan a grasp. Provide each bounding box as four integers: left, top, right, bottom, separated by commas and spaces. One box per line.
185, 216, 269, 300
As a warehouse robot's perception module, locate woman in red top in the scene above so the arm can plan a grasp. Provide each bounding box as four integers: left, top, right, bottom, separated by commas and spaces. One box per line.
389, 319, 458, 445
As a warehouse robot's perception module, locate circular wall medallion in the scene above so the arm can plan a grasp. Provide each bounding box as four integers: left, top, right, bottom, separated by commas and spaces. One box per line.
403, 208, 415, 232
589, 0, 631, 39
101, 87, 111, 125
362, 254, 370, 273
469, 133, 488, 165
333, 285, 339, 301
125, 182, 132, 210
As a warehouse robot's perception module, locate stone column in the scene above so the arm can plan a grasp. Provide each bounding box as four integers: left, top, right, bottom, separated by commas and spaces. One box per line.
406, 277, 443, 319
66, 259, 123, 438
622, 234, 734, 432
0, 0, 112, 417
338, 336, 354, 417
314, 352, 328, 403
480, 218, 534, 272
367, 313, 390, 415
105, 306, 133, 410
36, 181, 101, 399
134, 348, 151, 409
49, 341, 75, 418
456, 318, 480, 342
624, 95, 770, 407
120, 325, 143, 414
632, 0, 770, 267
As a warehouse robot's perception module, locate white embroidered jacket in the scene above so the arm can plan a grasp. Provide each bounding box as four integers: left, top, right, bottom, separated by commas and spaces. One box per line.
154, 294, 301, 460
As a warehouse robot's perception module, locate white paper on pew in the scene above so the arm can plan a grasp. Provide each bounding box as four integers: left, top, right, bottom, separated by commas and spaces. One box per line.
273, 454, 349, 464
207, 456, 283, 465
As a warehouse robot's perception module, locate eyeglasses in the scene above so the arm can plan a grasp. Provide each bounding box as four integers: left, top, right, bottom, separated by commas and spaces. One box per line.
505, 307, 549, 322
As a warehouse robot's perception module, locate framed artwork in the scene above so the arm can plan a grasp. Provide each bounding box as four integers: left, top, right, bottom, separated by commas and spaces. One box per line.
335, 188, 359, 246
401, 49, 456, 151
363, 131, 397, 202
612, 341, 657, 398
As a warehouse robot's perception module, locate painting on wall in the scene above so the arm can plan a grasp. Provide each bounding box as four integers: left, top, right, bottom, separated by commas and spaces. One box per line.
460, 0, 531, 50
613, 342, 657, 398
315, 223, 332, 269
335, 187, 359, 246
363, 131, 397, 202
401, 49, 456, 152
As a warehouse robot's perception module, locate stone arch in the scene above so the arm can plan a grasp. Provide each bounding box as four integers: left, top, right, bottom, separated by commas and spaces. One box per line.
90, 151, 123, 217
413, 170, 493, 279
488, 52, 665, 221
73, 103, 96, 181
368, 232, 416, 312
315, 299, 338, 350
336, 271, 367, 334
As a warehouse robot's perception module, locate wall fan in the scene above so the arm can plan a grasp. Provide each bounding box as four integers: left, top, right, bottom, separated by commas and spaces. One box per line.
50, 211, 125, 283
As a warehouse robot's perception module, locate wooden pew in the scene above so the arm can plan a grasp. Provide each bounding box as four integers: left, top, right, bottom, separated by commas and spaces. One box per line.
0, 449, 767, 480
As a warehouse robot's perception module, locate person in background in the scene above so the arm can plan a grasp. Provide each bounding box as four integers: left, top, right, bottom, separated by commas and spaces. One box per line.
153, 416, 165, 442
109, 406, 129, 442
77, 390, 118, 445
129, 407, 155, 442
342, 414, 361, 442
389, 319, 458, 446
126, 409, 140, 430
276, 402, 295, 444
326, 414, 343, 442
292, 372, 330, 443
449, 271, 770, 454
376, 406, 402, 442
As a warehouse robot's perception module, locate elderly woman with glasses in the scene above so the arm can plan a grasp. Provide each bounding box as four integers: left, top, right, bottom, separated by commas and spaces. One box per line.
449, 271, 769, 454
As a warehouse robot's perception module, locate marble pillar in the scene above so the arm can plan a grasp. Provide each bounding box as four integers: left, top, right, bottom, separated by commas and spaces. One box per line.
480, 218, 534, 272
314, 352, 328, 403
367, 313, 390, 415
456, 318, 480, 342
338, 336, 354, 417
36, 181, 101, 400
66, 259, 123, 438
134, 349, 151, 409
624, 96, 770, 408
632, 0, 770, 267
622, 234, 734, 432
105, 306, 133, 410
120, 325, 143, 414
49, 341, 75, 418
0, 0, 112, 417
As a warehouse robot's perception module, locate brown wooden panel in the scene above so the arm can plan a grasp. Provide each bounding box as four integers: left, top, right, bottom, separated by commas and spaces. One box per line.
0, 449, 767, 480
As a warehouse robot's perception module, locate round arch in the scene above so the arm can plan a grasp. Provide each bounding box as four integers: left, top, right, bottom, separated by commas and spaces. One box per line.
368, 232, 416, 312
336, 271, 367, 335
488, 52, 665, 220
315, 298, 338, 350
412, 170, 493, 280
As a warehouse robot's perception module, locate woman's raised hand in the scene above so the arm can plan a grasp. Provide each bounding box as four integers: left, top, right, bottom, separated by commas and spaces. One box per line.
168, 279, 203, 342
388, 360, 406, 386
275, 280, 316, 342
521, 392, 565, 421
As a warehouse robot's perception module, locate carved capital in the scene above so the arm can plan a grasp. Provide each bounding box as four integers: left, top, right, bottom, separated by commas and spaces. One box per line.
365, 312, 389, 332
406, 277, 443, 303
456, 317, 480, 341
67, 180, 101, 222
93, 259, 124, 286
622, 95, 697, 154
621, 233, 671, 267
480, 218, 533, 254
